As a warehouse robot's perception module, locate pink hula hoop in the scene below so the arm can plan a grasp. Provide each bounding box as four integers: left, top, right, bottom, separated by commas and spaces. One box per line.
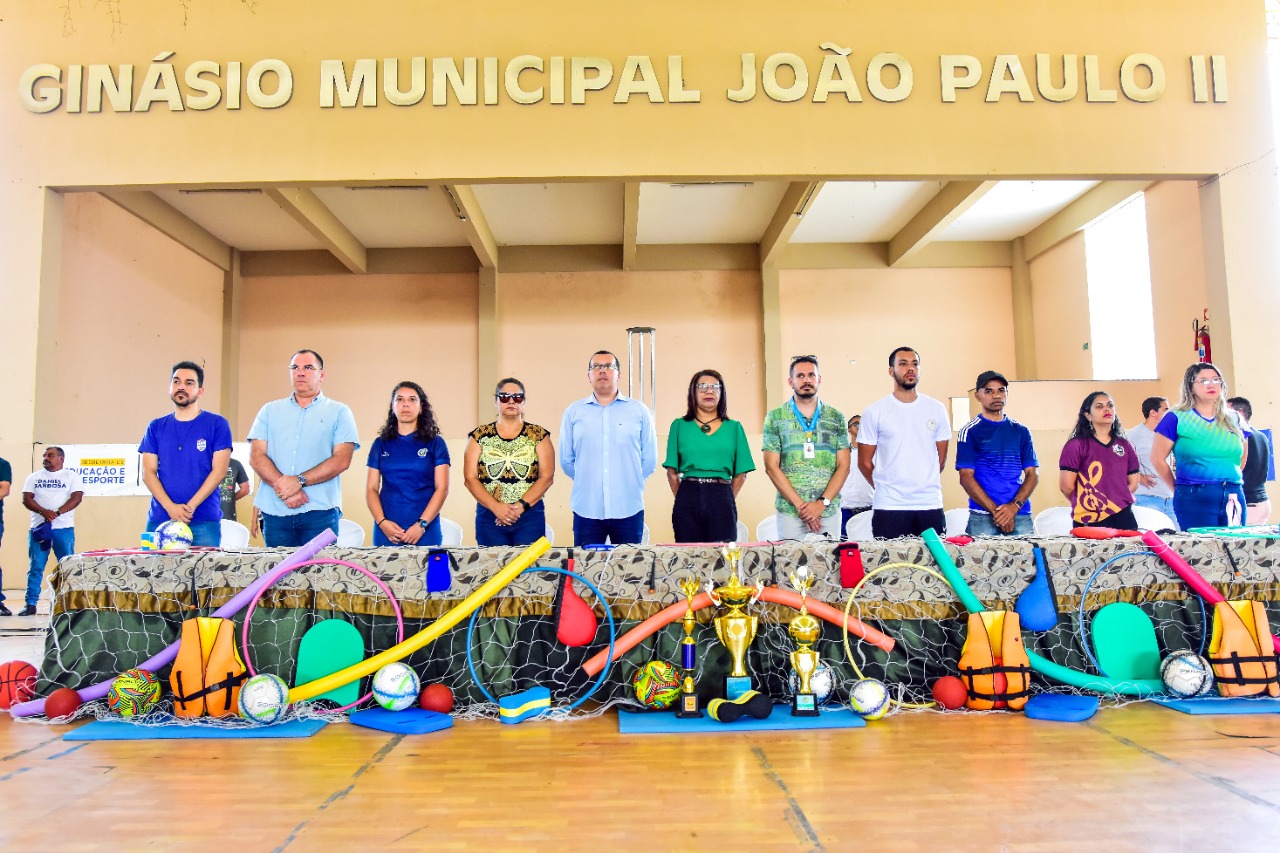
241, 558, 405, 713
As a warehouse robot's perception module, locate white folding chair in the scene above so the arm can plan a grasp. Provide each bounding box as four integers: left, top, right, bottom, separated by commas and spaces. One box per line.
736, 520, 749, 542
845, 511, 874, 540
755, 516, 779, 542
336, 518, 366, 547
544, 523, 555, 544
439, 518, 464, 547
944, 508, 971, 538
1132, 505, 1177, 531
1033, 506, 1074, 535
219, 519, 251, 549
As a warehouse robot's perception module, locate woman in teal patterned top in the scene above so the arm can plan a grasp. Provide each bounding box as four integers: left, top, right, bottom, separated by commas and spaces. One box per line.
664, 369, 755, 542
1151, 362, 1248, 530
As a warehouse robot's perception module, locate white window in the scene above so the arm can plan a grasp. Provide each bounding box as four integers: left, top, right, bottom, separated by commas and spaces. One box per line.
1084, 195, 1157, 380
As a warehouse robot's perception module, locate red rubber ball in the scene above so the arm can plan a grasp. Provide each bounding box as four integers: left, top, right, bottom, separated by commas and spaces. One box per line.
45, 687, 83, 721
419, 683, 455, 714
932, 675, 968, 711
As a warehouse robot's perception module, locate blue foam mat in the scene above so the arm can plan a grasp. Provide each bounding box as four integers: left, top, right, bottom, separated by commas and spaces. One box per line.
618, 705, 866, 734
64, 718, 328, 740
1152, 696, 1280, 715
349, 707, 453, 734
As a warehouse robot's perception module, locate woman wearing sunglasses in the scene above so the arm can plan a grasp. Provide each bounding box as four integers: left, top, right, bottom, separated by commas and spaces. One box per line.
463, 378, 555, 546
664, 369, 755, 542
1150, 362, 1249, 530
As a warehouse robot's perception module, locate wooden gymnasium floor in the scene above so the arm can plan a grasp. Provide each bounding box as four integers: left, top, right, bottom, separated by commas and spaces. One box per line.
1, 696, 1280, 851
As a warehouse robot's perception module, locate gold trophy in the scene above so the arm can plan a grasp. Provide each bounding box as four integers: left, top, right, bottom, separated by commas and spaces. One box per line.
788, 567, 822, 716
674, 576, 702, 718
708, 543, 764, 701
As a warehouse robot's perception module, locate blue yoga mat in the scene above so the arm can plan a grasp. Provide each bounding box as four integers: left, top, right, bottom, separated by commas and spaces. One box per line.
1152, 697, 1280, 716
64, 718, 328, 741
618, 706, 866, 734
349, 707, 453, 735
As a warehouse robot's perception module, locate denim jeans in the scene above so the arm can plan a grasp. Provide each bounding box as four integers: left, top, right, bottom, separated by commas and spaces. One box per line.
261, 508, 341, 548
145, 518, 222, 547
476, 501, 546, 547
27, 526, 75, 607
775, 511, 841, 541
965, 512, 1034, 537
1133, 494, 1179, 530
1173, 482, 1247, 531
573, 510, 644, 546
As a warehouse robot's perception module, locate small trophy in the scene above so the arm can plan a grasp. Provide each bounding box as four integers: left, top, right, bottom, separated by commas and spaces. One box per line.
674, 576, 702, 718
788, 567, 822, 717
708, 543, 764, 701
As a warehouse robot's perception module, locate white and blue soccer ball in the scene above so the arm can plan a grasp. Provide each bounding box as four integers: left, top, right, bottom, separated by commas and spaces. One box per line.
1160, 649, 1215, 698
238, 673, 290, 724
155, 520, 194, 551
372, 662, 420, 711
850, 677, 891, 720
787, 662, 836, 704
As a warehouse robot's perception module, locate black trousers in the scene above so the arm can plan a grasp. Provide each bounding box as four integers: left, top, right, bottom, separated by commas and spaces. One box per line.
672, 480, 738, 543
871, 508, 946, 540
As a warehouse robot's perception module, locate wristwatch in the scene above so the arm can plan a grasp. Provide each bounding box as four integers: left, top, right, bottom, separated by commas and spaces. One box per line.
820, 497, 831, 508
418, 519, 430, 530
1013, 499, 1025, 510
296, 473, 308, 488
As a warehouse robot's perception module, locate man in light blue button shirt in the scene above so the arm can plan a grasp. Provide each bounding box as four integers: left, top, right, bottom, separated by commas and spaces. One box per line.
560, 350, 658, 545
249, 349, 360, 547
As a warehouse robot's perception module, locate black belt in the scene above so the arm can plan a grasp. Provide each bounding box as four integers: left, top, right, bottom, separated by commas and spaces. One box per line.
683, 477, 731, 484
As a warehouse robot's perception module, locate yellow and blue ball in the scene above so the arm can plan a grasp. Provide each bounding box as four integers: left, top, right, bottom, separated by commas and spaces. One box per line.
107, 668, 162, 717
850, 677, 891, 720
155, 520, 194, 551
632, 660, 682, 709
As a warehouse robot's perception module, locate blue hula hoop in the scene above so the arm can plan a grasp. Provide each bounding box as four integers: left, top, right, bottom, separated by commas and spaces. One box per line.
465, 565, 616, 712
1076, 549, 1208, 676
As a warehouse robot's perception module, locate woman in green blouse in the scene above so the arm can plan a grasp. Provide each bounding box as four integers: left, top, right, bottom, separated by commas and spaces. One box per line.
664, 369, 756, 542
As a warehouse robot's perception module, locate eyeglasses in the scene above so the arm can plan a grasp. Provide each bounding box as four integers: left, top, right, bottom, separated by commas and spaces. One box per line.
496, 393, 526, 403
695, 383, 721, 392
1195, 378, 1224, 387
589, 363, 618, 372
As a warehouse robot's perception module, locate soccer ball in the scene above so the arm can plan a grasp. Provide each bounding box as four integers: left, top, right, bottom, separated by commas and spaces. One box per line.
850, 678, 891, 720
155, 520, 194, 551
372, 663, 420, 711
1160, 649, 1215, 698
632, 660, 682, 709
238, 673, 291, 724
787, 663, 836, 704
107, 668, 162, 717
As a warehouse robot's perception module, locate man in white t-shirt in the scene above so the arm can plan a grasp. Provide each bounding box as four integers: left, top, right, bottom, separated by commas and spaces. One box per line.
857, 347, 951, 539
19, 447, 83, 617
1127, 396, 1177, 528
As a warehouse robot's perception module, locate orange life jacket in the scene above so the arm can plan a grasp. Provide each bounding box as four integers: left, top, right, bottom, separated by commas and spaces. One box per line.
1208, 600, 1280, 698
958, 610, 1032, 711
170, 617, 248, 718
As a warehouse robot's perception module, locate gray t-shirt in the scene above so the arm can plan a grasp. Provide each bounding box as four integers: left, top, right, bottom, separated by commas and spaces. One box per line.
1127, 423, 1173, 499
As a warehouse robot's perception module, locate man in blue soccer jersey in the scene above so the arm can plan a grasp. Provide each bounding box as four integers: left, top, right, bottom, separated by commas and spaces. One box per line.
139, 361, 234, 547
955, 370, 1039, 536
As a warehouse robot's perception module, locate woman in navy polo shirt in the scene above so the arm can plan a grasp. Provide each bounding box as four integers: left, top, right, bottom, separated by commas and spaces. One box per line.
365, 381, 450, 547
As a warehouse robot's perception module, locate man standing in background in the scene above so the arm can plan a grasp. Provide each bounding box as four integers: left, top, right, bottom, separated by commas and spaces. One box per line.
0, 455, 11, 616
21, 447, 83, 617
1128, 396, 1177, 527
1228, 396, 1272, 525
139, 361, 233, 547
220, 458, 250, 522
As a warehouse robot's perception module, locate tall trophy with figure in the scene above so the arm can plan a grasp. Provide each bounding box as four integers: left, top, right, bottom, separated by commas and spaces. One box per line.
788, 567, 822, 717
675, 576, 702, 718
708, 543, 764, 701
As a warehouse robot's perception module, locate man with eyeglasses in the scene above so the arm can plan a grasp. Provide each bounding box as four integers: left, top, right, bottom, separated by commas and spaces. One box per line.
955, 370, 1039, 536
560, 350, 658, 545
762, 355, 850, 540
858, 347, 951, 539
248, 349, 360, 547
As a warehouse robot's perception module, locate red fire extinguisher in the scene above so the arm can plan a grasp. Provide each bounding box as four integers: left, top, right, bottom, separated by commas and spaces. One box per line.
1193, 310, 1212, 363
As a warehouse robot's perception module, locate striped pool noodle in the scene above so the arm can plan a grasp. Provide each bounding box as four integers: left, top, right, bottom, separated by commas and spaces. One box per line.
11, 529, 337, 718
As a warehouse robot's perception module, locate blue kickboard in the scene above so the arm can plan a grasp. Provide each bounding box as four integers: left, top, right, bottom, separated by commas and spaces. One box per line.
1024, 693, 1099, 722
64, 718, 327, 741
349, 707, 453, 735
618, 705, 866, 734
1153, 697, 1280, 716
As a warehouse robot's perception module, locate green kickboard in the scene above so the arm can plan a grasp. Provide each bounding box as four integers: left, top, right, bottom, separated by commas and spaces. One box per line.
1092, 602, 1161, 680
295, 619, 365, 706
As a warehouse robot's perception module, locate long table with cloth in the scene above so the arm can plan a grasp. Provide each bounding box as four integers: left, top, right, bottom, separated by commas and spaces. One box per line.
38, 535, 1280, 711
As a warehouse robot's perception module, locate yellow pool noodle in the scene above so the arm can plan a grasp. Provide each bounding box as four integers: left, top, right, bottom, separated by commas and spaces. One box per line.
288, 537, 551, 704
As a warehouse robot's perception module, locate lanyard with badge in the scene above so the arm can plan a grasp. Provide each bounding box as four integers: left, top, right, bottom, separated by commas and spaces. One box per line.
790, 399, 822, 459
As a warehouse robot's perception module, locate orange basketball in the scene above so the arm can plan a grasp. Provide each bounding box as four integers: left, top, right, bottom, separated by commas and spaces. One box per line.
45, 687, 83, 721
419, 683, 455, 714
0, 660, 38, 710
931, 675, 968, 710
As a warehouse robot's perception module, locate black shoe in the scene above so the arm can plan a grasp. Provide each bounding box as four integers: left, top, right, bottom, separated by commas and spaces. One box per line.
0, 603, 11, 616
18, 605, 36, 617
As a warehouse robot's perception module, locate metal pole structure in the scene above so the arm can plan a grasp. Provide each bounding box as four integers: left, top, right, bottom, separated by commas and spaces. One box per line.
626, 326, 657, 423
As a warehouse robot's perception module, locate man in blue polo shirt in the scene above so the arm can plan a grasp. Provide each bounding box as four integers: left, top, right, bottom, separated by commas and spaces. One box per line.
560, 350, 658, 545
249, 349, 360, 547
139, 361, 234, 547
955, 369, 1039, 536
